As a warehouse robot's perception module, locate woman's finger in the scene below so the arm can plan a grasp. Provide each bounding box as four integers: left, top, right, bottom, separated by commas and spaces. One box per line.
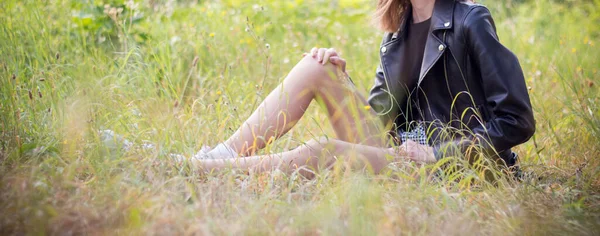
310, 47, 318, 58
329, 56, 346, 72
321, 48, 338, 65
392, 145, 408, 162
329, 56, 342, 65
317, 48, 328, 62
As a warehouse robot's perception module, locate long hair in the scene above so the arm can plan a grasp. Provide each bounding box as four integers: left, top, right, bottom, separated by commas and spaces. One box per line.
374, 0, 411, 32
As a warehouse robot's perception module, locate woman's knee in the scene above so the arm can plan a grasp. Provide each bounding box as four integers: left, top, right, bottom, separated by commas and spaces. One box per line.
294, 56, 339, 83
289, 137, 342, 164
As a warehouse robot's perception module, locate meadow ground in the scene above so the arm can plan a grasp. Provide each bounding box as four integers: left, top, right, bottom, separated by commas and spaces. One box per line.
1, 0, 599, 235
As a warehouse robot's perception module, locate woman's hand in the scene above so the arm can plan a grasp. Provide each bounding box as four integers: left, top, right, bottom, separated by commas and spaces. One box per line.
304, 47, 347, 73
399, 140, 437, 163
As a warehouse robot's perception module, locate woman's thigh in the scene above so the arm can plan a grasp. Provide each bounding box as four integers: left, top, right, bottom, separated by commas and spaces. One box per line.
311, 62, 387, 147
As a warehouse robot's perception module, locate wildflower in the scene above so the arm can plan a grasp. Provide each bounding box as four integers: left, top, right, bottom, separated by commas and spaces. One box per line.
201, 7, 206, 12
559, 40, 564, 45
209, 32, 215, 37
125, 0, 139, 10
576, 66, 582, 72
571, 48, 576, 53
364, 105, 371, 110
221, 11, 226, 16
108, 7, 117, 16
216, 91, 222, 95
584, 36, 589, 44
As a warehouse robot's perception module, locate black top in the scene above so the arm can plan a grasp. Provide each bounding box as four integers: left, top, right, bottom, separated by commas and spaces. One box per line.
398, 18, 431, 129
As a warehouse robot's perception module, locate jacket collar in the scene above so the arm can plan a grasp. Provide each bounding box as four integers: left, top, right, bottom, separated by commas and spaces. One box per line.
417, 0, 456, 85
392, 0, 455, 39
430, 0, 455, 31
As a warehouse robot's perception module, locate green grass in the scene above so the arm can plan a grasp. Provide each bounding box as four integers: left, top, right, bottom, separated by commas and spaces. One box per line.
1, 0, 599, 234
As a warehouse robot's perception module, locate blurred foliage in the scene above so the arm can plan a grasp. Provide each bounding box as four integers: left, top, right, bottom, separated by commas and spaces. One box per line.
70, 0, 147, 49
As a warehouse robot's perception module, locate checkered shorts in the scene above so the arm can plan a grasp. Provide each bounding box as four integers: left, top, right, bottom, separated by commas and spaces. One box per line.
399, 123, 428, 145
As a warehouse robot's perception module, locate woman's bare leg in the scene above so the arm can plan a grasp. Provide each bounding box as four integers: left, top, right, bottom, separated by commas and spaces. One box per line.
199, 138, 395, 177
224, 56, 385, 156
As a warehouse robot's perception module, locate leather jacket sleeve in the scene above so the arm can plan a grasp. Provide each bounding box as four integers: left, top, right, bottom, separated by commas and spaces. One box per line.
368, 64, 399, 128
432, 6, 536, 162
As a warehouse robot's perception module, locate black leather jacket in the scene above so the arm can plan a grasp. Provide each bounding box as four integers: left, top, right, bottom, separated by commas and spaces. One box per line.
367, 0, 535, 166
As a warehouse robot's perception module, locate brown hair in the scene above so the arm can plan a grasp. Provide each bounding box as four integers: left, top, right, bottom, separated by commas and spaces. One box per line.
373, 0, 410, 32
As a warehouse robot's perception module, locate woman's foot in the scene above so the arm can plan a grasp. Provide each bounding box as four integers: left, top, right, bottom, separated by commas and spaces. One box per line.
192, 143, 238, 160
171, 144, 238, 165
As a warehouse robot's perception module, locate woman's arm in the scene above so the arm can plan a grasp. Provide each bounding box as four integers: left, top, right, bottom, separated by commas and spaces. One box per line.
368, 64, 399, 129
432, 6, 535, 162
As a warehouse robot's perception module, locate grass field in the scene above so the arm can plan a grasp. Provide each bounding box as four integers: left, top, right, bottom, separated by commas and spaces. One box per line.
1, 0, 599, 234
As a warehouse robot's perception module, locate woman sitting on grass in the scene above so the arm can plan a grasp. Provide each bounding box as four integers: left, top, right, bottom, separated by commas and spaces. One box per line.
190, 0, 535, 177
